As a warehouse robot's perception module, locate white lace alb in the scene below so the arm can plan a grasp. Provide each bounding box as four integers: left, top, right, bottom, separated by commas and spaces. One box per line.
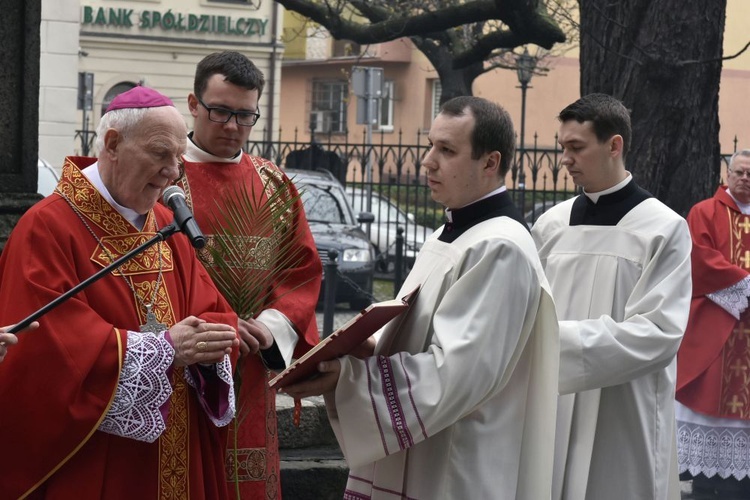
183, 354, 236, 427
707, 275, 750, 320
98, 331, 173, 443
677, 420, 750, 480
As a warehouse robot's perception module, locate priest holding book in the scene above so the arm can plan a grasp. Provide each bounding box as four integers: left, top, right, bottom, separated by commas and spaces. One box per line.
284, 96, 560, 499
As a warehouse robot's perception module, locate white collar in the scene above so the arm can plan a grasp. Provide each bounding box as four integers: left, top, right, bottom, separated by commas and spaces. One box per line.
584, 173, 632, 204
81, 163, 146, 229
727, 189, 750, 215
183, 134, 243, 164
445, 185, 507, 222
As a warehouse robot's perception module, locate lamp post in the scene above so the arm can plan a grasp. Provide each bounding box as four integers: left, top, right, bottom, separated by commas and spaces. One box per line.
515, 47, 536, 213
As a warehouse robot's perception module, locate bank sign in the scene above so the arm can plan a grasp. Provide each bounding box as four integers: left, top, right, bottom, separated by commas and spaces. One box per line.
82, 6, 268, 37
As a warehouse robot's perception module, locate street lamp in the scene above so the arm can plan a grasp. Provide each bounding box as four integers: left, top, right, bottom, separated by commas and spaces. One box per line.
515, 47, 536, 213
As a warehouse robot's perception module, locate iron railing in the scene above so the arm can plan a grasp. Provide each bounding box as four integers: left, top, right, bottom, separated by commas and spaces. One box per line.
72, 126, 741, 287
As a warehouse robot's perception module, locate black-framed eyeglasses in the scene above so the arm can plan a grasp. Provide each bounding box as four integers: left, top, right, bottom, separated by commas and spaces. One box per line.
197, 96, 260, 127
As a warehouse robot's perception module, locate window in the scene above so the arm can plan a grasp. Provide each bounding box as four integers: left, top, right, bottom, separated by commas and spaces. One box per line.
101, 82, 137, 117
332, 39, 361, 58
378, 80, 394, 132
431, 80, 442, 121
311, 80, 348, 134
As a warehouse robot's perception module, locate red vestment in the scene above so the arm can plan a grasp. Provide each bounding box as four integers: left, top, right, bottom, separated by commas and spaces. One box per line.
180, 152, 321, 499
0, 157, 239, 499
677, 186, 750, 418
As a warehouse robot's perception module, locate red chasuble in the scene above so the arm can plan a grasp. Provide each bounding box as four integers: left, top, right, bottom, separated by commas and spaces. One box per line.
0, 157, 239, 499
677, 186, 750, 419
179, 153, 321, 499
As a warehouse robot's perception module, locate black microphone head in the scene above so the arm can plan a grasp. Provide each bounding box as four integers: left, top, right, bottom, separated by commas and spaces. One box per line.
162, 185, 186, 206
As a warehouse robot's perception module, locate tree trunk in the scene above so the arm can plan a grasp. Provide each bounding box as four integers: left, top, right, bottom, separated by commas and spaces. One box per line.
578, 0, 726, 215
412, 37, 485, 104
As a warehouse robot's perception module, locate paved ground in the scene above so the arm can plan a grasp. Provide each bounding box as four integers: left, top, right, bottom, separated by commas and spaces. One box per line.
680, 476, 750, 499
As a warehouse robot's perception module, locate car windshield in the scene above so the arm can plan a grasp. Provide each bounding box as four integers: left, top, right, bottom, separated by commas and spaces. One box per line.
299, 184, 354, 225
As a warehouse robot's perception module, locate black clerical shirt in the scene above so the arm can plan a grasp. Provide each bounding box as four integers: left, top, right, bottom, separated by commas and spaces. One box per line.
570, 179, 653, 227
438, 190, 527, 244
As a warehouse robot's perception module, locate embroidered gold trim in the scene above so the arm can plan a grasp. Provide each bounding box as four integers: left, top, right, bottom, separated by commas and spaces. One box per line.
719, 208, 750, 417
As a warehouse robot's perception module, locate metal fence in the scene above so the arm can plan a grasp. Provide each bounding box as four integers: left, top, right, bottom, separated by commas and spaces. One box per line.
247, 128, 580, 228
73, 125, 740, 278
72, 126, 741, 308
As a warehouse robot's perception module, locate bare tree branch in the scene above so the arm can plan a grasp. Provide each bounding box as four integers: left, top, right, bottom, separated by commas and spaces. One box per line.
275, 0, 566, 46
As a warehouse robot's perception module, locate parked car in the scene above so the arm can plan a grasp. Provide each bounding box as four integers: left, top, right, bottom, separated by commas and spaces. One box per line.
38, 157, 60, 196
346, 187, 434, 273
287, 169, 376, 310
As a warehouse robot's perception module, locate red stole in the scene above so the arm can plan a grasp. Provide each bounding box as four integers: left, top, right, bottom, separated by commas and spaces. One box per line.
677, 186, 750, 419
180, 153, 321, 499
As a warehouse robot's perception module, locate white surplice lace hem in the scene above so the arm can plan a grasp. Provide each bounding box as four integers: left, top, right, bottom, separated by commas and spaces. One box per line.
98, 330, 173, 443
707, 276, 750, 320
183, 355, 235, 427
677, 421, 750, 480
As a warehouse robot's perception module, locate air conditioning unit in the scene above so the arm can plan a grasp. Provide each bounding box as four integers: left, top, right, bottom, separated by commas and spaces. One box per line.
309, 111, 332, 133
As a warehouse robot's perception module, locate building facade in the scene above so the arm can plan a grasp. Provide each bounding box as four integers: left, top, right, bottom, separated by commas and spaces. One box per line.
39, 0, 284, 168
38, 1, 750, 174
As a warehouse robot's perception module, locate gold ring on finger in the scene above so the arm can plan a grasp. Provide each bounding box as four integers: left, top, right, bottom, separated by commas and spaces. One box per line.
196, 341, 208, 351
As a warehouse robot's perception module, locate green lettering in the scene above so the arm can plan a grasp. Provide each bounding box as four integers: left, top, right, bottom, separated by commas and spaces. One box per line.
200, 15, 210, 32
94, 7, 107, 25
139, 11, 151, 29
82, 6, 93, 25
257, 19, 268, 36
237, 18, 248, 35
123, 10, 133, 28
108, 8, 120, 26
176, 13, 186, 31
188, 14, 199, 31
162, 10, 175, 30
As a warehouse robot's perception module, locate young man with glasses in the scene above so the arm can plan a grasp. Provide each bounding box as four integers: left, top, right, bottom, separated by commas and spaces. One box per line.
180, 51, 322, 500
676, 149, 750, 497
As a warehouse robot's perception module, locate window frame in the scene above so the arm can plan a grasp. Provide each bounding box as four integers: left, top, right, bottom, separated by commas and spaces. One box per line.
378, 80, 395, 132
310, 79, 349, 134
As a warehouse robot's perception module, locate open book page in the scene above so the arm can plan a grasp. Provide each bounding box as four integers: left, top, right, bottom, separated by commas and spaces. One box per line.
268, 285, 420, 389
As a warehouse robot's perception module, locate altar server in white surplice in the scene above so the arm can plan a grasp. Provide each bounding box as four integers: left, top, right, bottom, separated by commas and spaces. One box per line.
532, 93, 692, 500
284, 96, 560, 500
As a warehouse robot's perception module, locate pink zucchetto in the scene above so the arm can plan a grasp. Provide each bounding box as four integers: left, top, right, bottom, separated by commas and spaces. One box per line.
105, 85, 175, 113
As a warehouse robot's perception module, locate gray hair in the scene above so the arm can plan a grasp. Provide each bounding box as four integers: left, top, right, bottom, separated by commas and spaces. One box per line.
94, 107, 153, 154
729, 149, 750, 170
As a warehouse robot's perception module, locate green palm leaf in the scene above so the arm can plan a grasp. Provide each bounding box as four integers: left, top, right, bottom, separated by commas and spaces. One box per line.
204, 176, 311, 321
202, 175, 314, 493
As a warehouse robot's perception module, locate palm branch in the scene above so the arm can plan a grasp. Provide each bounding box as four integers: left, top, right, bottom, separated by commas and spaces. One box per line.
205, 176, 311, 322
202, 175, 314, 493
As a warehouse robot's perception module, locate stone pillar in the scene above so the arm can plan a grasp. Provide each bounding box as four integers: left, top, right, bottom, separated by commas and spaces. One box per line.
0, 0, 42, 250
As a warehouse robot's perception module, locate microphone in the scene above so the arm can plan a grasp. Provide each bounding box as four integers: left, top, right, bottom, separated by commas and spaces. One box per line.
162, 185, 206, 249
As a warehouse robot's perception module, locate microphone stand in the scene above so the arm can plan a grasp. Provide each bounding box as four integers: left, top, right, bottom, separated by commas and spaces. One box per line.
8, 223, 180, 334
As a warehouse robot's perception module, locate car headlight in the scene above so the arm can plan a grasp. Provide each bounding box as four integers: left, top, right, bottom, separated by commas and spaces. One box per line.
342, 248, 372, 262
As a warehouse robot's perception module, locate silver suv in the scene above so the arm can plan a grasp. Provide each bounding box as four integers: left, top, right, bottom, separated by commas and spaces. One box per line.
346, 187, 433, 273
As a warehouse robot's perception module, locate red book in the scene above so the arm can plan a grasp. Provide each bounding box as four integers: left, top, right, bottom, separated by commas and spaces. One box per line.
269, 285, 420, 389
